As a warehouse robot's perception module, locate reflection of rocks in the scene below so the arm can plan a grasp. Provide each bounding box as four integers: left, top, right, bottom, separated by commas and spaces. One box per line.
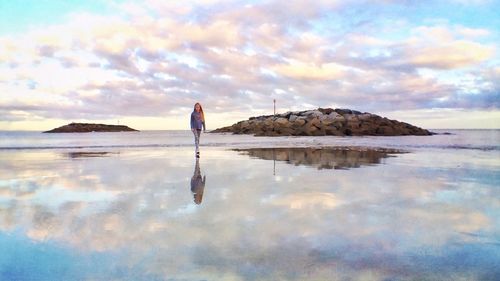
67, 151, 118, 158
212, 108, 433, 136
234, 147, 405, 169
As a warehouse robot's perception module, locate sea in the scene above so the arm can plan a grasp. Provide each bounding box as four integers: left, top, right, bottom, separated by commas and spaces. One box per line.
1, 129, 499, 151
0, 129, 499, 280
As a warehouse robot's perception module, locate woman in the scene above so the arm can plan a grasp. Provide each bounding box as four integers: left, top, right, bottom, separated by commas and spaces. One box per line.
190, 102, 206, 158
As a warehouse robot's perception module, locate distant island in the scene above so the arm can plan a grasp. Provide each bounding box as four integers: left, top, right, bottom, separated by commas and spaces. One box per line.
211, 108, 433, 136
43, 123, 139, 133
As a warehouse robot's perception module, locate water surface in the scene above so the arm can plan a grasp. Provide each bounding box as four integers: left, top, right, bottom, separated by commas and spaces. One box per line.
1, 144, 499, 280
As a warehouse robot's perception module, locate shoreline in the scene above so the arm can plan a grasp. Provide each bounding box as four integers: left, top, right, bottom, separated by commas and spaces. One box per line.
0, 129, 499, 152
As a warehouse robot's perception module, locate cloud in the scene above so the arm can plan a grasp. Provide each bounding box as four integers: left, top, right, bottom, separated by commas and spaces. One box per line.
448, 0, 494, 4
408, 41, 493, 69
0, 0, 498, 129
456, 26, 491, 38
273, 61, 346, 80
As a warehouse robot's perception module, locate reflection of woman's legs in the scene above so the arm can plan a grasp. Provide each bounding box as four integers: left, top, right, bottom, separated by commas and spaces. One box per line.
194, 158, 200, 177
192, 129, 201, 152
191, 158, 205, 205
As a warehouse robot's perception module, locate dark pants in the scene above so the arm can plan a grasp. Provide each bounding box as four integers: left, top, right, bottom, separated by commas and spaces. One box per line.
192, 129, 201, 152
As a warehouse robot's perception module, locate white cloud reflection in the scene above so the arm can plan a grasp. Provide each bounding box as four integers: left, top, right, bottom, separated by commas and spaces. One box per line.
0, 147, 498, 280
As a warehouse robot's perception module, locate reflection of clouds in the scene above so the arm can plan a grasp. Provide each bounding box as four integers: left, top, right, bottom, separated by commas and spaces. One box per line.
0, 148, 499, 279
407, 206, 489, 239
263, 192, 343, 210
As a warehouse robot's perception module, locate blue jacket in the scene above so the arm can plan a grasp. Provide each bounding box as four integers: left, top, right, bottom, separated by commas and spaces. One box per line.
190, 111, 206, 130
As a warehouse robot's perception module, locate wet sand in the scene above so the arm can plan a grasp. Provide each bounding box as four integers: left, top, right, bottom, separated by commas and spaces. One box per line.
0, 146, 499, 280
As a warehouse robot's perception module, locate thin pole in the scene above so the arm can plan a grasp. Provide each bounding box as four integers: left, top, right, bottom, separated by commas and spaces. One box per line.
273, 99, 276, 115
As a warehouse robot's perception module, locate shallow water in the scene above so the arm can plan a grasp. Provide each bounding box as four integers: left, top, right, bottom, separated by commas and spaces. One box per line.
1, 129, 499, 151
0, 145, 499, 280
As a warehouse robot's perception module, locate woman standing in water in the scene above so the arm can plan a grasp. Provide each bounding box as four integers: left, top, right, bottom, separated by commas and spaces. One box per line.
190, 102, 206, 158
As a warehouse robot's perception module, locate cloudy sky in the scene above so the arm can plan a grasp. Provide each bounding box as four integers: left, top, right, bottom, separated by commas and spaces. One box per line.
0, 0, 499, 130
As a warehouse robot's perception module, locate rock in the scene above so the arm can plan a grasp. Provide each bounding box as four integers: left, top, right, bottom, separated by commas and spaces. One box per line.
210, 108, 433, 136
358, 113, 373, 121
344, 114, 357, 122
328, 111, 340, 118
320, 115, 335, 126
212, 125, 233, 133
335, 108, 352, 115
303, 110, 323, 118
240, 121, 250, 129
292, 119, 306, 127
44, 123, 138, 133
275, 117, 289, 126
318, 108, 335, 115
376, 126, 394, 135
263, 118, 273, 127
325, 125, 342, 136
275, 127, 294, 136
302, 117, 325, 136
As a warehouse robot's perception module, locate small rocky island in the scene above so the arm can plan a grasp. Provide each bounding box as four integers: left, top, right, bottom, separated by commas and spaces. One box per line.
211, 108, 432, 136
43, 123, 139, 133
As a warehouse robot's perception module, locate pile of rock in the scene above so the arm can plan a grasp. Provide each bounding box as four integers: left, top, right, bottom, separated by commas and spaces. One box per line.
44, 123, 139, 133
211, 108, 432, 136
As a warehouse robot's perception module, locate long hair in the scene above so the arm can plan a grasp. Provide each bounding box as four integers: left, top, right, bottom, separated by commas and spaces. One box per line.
194, 102, 205, 122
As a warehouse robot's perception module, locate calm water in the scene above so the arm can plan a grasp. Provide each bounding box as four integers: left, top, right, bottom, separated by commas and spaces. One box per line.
1, 129, 499, 151
0, 130, 499, 280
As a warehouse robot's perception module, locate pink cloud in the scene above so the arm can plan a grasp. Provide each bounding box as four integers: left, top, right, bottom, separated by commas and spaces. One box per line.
0, 0, 498, 129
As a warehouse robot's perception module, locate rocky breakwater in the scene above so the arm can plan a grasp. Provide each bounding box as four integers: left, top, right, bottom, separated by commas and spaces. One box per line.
211, 108, 432, 136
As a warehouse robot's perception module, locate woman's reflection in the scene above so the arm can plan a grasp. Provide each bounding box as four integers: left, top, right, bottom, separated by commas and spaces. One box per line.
191, 158, 206, 205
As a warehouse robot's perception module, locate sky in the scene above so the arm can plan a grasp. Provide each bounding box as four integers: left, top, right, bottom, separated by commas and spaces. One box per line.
0, 0, 499, 130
